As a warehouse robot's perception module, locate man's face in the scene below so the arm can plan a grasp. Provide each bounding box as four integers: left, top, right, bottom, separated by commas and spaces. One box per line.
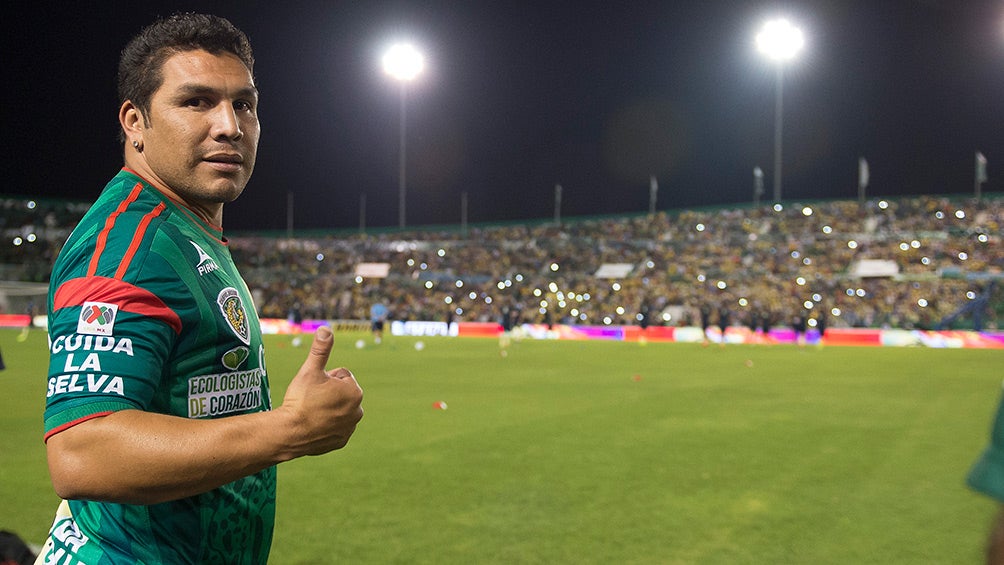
136, 49, 260, 214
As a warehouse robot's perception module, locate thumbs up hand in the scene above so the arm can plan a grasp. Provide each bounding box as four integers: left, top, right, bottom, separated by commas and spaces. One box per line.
277, 326, 363, 457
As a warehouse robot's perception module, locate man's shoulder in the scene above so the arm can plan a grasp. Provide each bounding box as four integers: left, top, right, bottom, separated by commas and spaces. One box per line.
54, 174, 190, 283
71, 172, 172, 236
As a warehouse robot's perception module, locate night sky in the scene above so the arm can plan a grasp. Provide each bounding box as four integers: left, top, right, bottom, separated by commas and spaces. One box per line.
4, 1, 1003, 231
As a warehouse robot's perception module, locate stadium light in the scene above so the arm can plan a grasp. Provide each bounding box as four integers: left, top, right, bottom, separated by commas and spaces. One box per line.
756, 18, 804, 203
382, 43, 425, 228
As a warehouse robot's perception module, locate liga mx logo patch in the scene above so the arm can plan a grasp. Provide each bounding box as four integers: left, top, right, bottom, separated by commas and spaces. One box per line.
217, 287, 250, 345
78, 302, 118, 336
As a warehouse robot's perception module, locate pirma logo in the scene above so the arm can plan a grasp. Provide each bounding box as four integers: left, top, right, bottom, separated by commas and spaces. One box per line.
191, 241, 220, 276
77, 302, 118, 336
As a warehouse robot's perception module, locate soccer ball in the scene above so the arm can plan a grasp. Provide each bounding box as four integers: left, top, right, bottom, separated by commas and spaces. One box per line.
415, 341, 425, 351
355, 339, 365, 349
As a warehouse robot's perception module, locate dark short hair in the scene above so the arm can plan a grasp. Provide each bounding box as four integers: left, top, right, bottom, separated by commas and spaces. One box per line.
117, 12, 255, 141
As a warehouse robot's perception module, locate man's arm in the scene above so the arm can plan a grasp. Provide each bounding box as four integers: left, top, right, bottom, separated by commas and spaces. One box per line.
987, 505, 1004, 565
45, 327, 362, 505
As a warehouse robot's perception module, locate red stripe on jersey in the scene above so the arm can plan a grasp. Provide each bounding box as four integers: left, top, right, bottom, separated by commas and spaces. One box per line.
121, 167, 227, 245
54, 276, 183, 335
172, 204, 227, 245
115, 202, 167, 279
44, 411, 114, 442
87, 183, 144, 277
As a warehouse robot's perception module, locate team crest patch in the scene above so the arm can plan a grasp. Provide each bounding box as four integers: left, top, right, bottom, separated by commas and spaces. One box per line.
217, 287, 250, 345
78, 302, 118, 336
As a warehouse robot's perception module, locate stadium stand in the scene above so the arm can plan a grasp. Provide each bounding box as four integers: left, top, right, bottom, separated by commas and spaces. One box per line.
3, 194, 1001, 332
230, 195, 1002, 333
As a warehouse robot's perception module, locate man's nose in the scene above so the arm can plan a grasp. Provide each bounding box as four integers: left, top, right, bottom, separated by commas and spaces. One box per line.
211, 103, 243, 141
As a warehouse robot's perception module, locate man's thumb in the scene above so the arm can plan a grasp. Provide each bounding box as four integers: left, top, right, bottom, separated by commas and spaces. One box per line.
303, 326, 334, 371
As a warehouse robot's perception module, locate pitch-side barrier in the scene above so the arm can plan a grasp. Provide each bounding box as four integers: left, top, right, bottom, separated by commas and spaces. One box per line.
18, 315, 1002, 348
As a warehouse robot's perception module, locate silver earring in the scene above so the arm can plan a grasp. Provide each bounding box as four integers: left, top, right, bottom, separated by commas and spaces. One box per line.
133, 140, 142, 151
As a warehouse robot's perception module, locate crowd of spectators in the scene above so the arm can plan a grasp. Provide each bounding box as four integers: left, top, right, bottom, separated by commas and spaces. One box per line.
0, 198, 89, 282
4, 194, 1001, 332
230, 195, 1002, 332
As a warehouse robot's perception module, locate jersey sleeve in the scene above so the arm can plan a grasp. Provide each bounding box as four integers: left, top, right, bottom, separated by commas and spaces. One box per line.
44, 276, 180, 440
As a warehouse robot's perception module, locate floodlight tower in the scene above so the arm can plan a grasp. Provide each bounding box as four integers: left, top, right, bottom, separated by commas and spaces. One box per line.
382, 43, 425, 228
756, 18, 804, 203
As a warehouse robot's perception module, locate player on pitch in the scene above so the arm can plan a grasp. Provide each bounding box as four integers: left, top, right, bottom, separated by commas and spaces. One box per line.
39, 13, 363, 563
970, 397, 1004, 564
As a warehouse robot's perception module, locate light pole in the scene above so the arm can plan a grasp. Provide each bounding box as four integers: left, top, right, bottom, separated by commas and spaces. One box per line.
382, 43, 424, 228
756, 18, 803, 203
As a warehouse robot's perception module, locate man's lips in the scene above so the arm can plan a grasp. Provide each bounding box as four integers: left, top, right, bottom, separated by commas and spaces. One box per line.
203, 153, 244, 172
204, 152, 243, 164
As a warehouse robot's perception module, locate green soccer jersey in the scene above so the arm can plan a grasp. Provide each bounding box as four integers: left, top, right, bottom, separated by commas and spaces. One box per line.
42, 169, 275, 564
969, 389, 1004, 502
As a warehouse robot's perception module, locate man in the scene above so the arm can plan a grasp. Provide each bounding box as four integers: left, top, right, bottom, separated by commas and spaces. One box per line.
970, 401, 1004, 564
370, 299, 388, 344
40, 13, 363, 564
716, 305, 729, 346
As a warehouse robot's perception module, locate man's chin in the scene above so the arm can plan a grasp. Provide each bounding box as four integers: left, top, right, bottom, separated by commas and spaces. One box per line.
206, 178, 248, 203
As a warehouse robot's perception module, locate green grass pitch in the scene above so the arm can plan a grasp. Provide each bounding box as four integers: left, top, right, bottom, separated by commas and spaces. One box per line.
2, 327, 1001, 564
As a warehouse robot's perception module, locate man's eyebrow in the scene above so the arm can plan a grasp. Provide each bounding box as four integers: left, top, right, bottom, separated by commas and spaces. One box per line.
174, 83, 259, 100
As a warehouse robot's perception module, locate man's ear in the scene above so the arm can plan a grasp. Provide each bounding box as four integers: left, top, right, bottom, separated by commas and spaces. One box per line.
119, 100, 146, 146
